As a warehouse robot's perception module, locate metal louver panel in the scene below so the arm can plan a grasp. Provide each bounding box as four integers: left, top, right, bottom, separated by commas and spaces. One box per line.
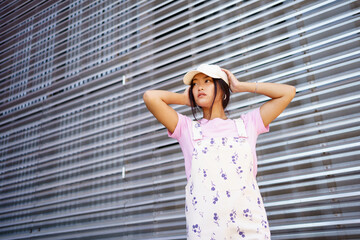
0, 0, 359, 239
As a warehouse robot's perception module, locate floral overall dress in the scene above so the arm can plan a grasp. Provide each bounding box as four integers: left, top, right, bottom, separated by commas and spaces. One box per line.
185, 118, 271, 239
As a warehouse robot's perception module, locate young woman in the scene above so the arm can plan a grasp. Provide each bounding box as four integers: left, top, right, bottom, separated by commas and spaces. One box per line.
143, 64, 296, 239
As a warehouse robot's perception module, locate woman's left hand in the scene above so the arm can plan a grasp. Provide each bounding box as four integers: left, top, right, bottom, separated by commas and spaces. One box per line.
222, 68, 240, 92
221, 68, 296, 127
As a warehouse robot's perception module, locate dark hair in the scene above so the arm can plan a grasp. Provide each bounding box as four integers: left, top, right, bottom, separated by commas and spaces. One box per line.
188, 78, 230, 120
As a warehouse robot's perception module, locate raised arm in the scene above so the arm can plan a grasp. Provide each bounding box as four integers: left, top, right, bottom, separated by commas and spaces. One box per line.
222, 69, 296, 127
143, 88, 190, 133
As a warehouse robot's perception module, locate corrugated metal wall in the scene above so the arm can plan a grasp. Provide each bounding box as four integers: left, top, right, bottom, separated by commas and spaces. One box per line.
0, 0, 359, 239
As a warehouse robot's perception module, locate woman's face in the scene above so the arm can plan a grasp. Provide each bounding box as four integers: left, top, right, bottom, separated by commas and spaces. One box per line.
191, 73, 222, 108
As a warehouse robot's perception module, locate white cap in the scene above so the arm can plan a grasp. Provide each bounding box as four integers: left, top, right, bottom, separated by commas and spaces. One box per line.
183, 64, 229, 85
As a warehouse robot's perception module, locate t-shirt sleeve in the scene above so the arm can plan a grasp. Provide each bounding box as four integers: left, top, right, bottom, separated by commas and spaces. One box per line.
167, 112, 188, 140
242, 107, 269, 136
167, 112, 194, 181
241, 107, 269, 177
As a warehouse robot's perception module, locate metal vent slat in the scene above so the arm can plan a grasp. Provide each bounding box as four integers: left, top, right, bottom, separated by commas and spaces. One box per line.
1, 0, 359, 239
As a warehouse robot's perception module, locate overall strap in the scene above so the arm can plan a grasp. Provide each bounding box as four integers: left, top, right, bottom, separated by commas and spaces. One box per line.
192, 121, 203, 141
234, 118, 248, 138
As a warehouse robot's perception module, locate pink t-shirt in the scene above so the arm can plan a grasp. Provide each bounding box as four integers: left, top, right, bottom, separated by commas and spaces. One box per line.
168, 108, 269, 181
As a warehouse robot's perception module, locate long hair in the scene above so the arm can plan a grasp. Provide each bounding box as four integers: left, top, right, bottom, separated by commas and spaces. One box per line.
188, 78, 230, 121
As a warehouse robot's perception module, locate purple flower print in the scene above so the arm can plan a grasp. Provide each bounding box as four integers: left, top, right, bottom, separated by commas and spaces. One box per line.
257, 197, 261, 206
261, 219, 268, 229
236, 166, 243, 175
220, 169, 227, 180
198, 211, 204, 218
192, 224, 201, 237
243, 208, 249, 217
232, 153, 239, 164
237, 227, 246, 238
192, 197, 197, 206
212, 191, 220, 204
210, 181, 216, 191
221, 137, 227, 146
243, 208, 253, 220
229, 209, 237, 223
213, 212, 220, 226
190, 182, 194, 195
210, 138, 215, 145
202, 147, 208, 154
226, 190, 231, 198
194, 123, 202, 137
213, 196, 219, 204
192, 148, 198, 159
203, 169, 207, 177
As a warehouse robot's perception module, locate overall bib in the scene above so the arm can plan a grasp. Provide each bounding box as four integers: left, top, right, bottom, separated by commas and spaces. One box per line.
185, 119, 270, 239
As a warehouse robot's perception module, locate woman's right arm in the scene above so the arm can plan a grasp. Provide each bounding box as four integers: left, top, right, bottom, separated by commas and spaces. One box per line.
143, 88, 190, 133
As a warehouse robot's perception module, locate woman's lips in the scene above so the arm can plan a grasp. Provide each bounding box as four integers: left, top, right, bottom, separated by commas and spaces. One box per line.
198, 92, 206, 98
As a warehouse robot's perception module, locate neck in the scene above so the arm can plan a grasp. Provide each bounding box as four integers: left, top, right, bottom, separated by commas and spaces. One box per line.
202, 105, 227, 120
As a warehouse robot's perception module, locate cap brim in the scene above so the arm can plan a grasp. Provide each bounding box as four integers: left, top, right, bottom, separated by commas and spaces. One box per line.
183, 70, 201, 85
183, 70, 223, 85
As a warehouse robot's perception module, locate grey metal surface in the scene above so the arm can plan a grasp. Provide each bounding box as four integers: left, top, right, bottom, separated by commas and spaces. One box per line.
1, 0, 359, 239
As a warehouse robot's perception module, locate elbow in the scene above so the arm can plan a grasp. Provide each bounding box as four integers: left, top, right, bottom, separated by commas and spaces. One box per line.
283, 85, 296, 104
143, 90, 154, 103
290, 85, 296, 99
143, 90, 161, 107
284, 85, 296, 101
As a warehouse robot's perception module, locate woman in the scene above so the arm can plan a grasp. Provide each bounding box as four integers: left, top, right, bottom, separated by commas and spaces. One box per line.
143, 64, 296, 239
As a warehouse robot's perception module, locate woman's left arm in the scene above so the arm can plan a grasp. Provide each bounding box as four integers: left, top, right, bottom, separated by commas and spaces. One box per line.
222, 69, 296, 127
